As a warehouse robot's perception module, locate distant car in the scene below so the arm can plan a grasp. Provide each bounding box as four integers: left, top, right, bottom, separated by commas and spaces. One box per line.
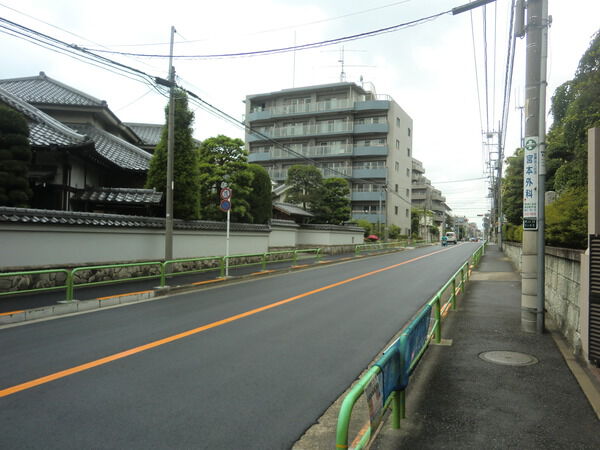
445, 232, 457, 245
470, 237, 478, 242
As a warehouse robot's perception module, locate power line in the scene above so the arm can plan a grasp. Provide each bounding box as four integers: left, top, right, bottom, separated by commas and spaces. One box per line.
105, 0, 415, 48
80, 9, 451, 59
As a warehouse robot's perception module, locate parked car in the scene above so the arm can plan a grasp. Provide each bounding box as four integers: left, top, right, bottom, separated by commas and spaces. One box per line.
445, 232, 457, 245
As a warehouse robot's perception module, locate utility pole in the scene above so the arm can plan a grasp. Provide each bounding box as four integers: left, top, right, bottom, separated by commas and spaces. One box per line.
521, 0, 548, 333
165, 26, 176, 261
498, 126, 504, 251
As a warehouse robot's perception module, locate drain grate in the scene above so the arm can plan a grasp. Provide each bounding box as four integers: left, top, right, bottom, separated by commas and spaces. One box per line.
478, 351, 539, 366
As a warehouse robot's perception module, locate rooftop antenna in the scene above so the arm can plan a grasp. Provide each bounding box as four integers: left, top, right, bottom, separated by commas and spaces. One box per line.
339, 46, 346, 82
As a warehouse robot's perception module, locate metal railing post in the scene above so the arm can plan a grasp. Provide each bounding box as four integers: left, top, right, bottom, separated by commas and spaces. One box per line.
451, 278, 457, 310
160, 262, 167, 287
66, 269, 74, 301
434, 296, 441, 343
262, 253, 267, 271
293, 250, 298, 265
219, 258, 225, 277
392, 391, 401, 429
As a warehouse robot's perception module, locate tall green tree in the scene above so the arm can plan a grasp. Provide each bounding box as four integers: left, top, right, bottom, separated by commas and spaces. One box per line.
146, 89, 200, 220
311, 177, 351, 224
0, 106, 32, 207
546, 30, 600, 192
285, 164, 323, 210
198, 135, 253, 222
501, 148, 524, 225
247, 164, 272, 224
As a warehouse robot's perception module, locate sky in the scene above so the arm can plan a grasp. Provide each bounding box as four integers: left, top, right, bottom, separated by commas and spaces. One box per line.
1, 0, 599, 228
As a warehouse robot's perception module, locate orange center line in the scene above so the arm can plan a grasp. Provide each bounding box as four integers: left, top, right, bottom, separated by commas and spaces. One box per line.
0, 247, 451, 398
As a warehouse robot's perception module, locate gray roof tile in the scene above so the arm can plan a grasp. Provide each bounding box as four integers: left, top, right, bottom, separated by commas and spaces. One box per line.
125, 122, 163, 146
273, 202, 314, 217
0, 72, 105, 107
0, 207, 270, 232
72, 187, 163, 205
68, 123, 151, 171
0, 86, 88, 147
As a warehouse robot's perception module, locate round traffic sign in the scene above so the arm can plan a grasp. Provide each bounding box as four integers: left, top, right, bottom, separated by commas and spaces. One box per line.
220, 187, 232, 200
220, 199, 231, 212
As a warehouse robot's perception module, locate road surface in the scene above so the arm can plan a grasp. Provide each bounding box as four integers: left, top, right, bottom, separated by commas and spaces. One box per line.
0, 243, 480, 449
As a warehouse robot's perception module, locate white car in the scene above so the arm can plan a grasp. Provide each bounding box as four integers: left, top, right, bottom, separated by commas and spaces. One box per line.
445, 232, 458, 245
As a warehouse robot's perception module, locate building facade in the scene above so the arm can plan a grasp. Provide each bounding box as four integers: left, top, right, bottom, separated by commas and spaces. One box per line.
244, 82, 413, 234
411, 158, 451, 237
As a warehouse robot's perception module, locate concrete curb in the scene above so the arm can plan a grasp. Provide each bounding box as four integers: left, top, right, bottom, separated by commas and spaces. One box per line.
0, 290, 157, 325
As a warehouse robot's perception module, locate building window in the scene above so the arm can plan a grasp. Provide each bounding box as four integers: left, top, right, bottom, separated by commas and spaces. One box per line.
406, 168, 410, 177
396, 117, 400, 127
406, 209, 409, 218
407, 148, 411, 157
408, 127, 411, 137
395, 184, 398, 192
364, 140, 370, 147
395, 206, 399, 215
406, 188, 409, 197
396, 139, 400, 150
395, 162, 400, 172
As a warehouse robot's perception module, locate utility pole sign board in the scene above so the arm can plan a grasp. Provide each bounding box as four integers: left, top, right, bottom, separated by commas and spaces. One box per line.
523, 136, 539, 230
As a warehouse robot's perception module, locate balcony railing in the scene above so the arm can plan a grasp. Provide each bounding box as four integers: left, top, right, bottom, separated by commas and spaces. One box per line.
248, 96, 393, 120
249, 144, 388, 162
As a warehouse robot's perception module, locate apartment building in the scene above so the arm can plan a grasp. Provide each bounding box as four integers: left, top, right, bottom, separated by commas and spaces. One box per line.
411, 158, 451, 233
244, 82, 413, 234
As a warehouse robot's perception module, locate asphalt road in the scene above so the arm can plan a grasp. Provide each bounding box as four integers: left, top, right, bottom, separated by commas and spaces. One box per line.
0, 243, 481, 449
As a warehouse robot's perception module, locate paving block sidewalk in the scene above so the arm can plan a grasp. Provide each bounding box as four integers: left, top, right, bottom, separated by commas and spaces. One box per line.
374, 244, 600, 449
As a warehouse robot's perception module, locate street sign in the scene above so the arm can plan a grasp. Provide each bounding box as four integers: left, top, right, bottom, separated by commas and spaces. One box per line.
523, 136, 539, 230
219, 199, 231, 212
220, 187, 232, 200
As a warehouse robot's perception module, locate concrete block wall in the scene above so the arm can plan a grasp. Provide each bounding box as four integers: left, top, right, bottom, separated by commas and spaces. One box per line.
503, 242, 584, 353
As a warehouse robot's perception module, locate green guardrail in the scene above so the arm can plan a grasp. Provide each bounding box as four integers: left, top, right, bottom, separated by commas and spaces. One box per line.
68, 261, 163, 301
0, 248, 324, 302
336, 242, 487, 450
224, 248, 321, 274
162, 256, 225, 286
0, 268, 70, 298
355, 241, 408, 256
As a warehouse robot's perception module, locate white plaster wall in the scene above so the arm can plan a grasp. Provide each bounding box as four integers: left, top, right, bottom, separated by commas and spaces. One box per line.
296, 229, 362, 246
268, 226, 298, 248
0, 225, 269, 269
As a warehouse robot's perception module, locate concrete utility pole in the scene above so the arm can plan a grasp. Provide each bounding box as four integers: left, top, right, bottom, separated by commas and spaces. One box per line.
521, 0, 548, 333
498, 126, 504, 251
165, 26, 176, 261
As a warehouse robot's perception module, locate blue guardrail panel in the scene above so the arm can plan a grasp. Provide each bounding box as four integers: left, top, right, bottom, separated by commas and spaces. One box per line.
374, 346, 401, 403
397, 304, 432, 390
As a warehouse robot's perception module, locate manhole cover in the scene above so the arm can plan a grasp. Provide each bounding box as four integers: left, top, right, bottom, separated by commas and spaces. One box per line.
478, 351, 538, 366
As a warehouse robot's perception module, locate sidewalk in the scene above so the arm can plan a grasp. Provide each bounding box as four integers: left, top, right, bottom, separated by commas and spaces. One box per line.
374, 243, 600, 449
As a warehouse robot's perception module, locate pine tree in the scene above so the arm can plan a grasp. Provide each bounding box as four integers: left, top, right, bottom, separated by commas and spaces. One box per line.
145, 90, 200, 220
197, 135, 254, 222
0, 105, 32, 207
247, 164, 272, 224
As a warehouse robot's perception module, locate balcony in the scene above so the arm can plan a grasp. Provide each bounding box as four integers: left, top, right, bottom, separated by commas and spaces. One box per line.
247, 98, 392, 122
411, 192, 427, 200
249, 145, 387, 162
351, 191, 383, 201
352, 167, 387, 179
353, 123, 389, 134
249, 145, 352, 162
351, 212, 384, 223
248, 151, 272, 162
353, 145, 388, 157
354, 100, 390, 112
248, 122, 355, 143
